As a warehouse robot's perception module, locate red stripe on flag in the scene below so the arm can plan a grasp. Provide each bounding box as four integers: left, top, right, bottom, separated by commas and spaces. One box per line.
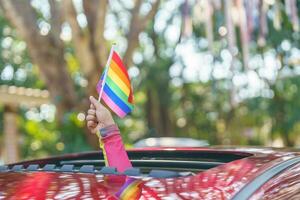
112, 51, 130, 80
111, 51, 134, 104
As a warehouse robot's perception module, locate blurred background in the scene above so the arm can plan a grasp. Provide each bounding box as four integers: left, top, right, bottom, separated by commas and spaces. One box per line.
0, 0, 299, 163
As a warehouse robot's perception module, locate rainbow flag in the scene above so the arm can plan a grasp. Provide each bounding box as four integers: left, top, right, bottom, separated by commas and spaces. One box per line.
96, 48, 134, 118
115, 178, 143, 200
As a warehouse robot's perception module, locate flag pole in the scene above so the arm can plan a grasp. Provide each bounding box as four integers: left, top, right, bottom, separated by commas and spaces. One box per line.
98, 44, 115, 102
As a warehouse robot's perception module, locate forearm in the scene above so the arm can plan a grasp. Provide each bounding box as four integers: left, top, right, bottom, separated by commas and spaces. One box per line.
99, 124, 132, 173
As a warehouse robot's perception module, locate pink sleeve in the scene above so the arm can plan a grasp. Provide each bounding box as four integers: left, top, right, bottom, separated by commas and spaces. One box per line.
99, 125, 132, 173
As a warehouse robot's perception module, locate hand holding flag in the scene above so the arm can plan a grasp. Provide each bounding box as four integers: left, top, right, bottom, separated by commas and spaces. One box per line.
96, 45, 134, 118
86, 96, 115, 134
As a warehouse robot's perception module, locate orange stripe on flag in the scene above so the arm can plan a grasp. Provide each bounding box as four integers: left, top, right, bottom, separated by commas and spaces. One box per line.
112, 52, 130, 80
110, 60, 131, 89
107, 68, 130, 96
111, 51, 134, 104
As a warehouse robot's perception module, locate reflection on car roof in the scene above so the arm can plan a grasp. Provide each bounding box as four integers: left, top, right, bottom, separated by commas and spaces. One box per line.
134, 137, 209, 147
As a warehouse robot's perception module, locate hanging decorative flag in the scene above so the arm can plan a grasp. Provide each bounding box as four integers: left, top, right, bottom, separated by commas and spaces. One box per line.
96, 45, 134, 118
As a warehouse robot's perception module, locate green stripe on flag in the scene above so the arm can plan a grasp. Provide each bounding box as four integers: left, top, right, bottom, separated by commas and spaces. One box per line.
106, 76, 134, 109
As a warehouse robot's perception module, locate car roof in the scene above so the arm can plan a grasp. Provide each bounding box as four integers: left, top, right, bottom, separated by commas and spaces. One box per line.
133, 137, 209, 147
1, 147, 300, 199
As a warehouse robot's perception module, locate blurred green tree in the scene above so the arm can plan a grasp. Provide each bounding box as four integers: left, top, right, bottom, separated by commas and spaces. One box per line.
0, 0, 300, 162
0, 0, 160, 148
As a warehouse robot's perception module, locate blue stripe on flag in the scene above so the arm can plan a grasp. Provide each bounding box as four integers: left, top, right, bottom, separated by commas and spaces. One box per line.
103, 84, 132, 114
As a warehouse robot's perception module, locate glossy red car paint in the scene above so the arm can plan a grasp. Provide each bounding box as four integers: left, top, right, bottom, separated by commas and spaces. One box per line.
0, 147, 300, 199
249, 162, 300, 200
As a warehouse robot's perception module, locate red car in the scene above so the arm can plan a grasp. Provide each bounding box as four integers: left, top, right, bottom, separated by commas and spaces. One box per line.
0, 147, 300, 199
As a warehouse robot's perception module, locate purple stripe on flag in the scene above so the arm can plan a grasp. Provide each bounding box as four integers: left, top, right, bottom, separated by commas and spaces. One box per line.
102, 92, 127, 118
115, 178, 137, 197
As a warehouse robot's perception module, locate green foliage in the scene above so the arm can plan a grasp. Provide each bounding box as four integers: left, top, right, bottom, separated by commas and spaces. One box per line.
0, 14, 94, 160
269, 77, 300, 145
1, 0, 300, 163
60, 112, 92, 153
19, 110, 92, 160
0, 16, 41, 88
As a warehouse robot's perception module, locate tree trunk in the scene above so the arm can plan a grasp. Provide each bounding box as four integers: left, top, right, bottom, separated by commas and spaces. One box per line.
146, 88, 173, 137
159, 101, 173, 136
282, 133, 293, 146
3, 105, 19, 164
0, 0, 77, 118
0, 0, 161, 149
27, 41, 76, 120
146, 89, 162, 136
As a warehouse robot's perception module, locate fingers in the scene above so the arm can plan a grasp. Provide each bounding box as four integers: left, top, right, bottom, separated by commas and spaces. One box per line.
86, 108, 96, 121
91, 126, 99, 134
90, 103, 95, 109
89, 96, 101, 110
87, 96, 114, 133
86, 108, 97, 128
87, 120, 96, 127
87, 121, 97, 131
87, 109, 96, 115
86, 114, 97, 121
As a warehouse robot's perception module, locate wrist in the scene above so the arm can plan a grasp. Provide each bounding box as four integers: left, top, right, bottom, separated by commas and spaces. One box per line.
104, 117, 115, 127
99, 124, 119, 137
99, 118, 115, 129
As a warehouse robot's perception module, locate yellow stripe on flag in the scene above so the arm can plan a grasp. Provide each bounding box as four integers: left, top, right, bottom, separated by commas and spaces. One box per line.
108, 68, 130, 96
110, 60, 131, 88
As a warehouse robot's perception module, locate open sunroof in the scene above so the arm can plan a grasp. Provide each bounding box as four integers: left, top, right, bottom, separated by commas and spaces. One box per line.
4, 150, 252, 176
